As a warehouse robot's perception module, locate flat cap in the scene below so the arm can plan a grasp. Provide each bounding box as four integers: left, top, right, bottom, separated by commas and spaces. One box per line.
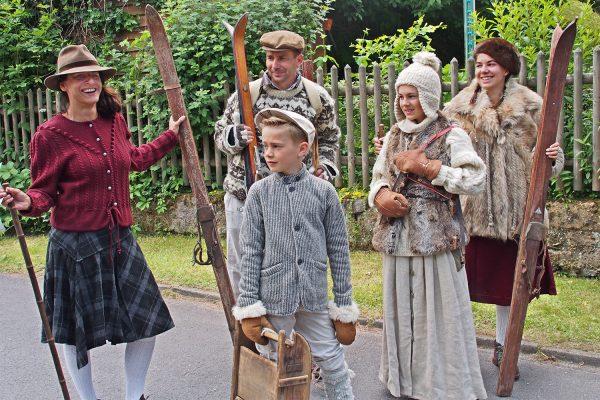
255, 108, 315, 146
260, 30, 305, 52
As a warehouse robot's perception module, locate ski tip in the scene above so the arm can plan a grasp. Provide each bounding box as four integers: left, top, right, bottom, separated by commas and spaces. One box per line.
145, 4, 160, 20
222, 20, 234, 35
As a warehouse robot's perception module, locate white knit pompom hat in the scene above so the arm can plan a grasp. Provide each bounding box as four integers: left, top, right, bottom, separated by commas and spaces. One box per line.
394, 51, 442, 121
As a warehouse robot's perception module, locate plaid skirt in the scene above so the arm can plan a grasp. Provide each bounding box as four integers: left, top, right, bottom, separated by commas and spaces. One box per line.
42, 227, 174, 368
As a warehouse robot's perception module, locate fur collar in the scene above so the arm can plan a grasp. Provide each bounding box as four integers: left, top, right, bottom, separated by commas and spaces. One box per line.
445, 79, 541, 144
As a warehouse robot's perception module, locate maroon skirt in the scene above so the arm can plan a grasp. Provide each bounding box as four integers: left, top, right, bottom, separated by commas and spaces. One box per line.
465, 236, 557, 306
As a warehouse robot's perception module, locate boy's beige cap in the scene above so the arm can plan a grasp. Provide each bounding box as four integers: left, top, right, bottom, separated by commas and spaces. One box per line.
260, 30, 305, 52
255, 108, 315, 146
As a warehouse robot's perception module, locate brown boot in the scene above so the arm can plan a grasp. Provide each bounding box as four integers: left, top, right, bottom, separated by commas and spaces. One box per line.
492, 341, 520, 380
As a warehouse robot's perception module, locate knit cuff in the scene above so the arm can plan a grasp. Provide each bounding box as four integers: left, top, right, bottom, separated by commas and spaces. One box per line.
232, 301, 267, 320
328, 300, 360, 323
430, 165, 449, 186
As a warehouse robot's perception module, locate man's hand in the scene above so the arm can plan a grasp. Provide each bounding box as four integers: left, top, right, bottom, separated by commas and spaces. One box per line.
227, 124, 256, 148
314, 167, 330, 180
374, 187, 410, 218
394, 148, 442, 181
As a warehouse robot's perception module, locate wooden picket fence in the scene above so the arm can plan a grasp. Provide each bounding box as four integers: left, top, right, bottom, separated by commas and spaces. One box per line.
1, 49, 600, 192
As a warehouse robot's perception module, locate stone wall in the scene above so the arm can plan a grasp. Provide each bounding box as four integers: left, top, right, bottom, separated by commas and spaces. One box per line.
133, 195, 600, 277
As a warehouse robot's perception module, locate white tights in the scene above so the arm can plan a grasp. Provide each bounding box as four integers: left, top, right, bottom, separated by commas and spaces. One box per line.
496, 305, 510, 345
61, 336, 156, 400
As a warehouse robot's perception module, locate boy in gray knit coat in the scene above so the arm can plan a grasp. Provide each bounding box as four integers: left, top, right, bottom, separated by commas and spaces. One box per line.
232, 108, 359, 399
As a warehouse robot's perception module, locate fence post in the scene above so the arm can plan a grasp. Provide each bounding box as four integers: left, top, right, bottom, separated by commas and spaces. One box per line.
11, 105, 20, 164
593, 47, 600, 191
573, 48, 583, 191
467, 56, 475, 82
27, 89, 36, 144
2, 96, 11, 158
316, 66, 324, 86
536, 51, 545, 96
125, 92, 134, 144
45, 89, 53, 119
518, 54, 528, 86
36, 89, 44, 127
135, 96, 143, 147
19, 93, 28, 159
450, 58, 459, 98
331, 65, 342, 188
359, 65, 369, 188
388, 64, 397, 126
344, 65, 355, 187
373, 63, 383, 131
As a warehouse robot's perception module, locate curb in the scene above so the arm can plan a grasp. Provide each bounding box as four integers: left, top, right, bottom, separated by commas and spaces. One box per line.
160, 284, 600, 369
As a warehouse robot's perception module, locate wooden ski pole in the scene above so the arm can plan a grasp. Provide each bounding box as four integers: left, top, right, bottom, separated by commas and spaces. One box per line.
1, 183, 70, 400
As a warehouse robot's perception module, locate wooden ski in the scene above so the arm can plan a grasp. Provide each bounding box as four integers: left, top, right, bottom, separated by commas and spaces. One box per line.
223, 13, 258, 189
496, 19, 577, 397
145, 5, 250, 348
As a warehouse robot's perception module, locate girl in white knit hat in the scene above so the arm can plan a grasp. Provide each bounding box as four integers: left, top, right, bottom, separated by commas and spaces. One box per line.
368, 52, 488, 399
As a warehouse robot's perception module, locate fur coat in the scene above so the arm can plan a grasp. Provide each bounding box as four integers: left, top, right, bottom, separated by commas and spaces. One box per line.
444, 79, 564, 241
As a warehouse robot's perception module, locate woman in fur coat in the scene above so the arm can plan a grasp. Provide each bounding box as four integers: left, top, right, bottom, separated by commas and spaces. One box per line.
369, 51, 488, 400
444, 38, 564, 380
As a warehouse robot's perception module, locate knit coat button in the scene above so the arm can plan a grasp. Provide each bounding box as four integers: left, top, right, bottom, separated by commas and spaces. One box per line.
297, 259, 303, 265
289, 186, 295, 192
294, 225, 300, 231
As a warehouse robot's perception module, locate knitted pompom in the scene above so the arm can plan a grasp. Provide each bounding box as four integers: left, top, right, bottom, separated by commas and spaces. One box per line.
412, 51, 441, 73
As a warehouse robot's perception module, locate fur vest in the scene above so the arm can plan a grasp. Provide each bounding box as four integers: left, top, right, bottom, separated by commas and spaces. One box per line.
371, 114, 467, 256
444, 79, 541, 241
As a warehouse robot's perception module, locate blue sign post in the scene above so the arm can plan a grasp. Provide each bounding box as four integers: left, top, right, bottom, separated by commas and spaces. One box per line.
464, 0, 476, 61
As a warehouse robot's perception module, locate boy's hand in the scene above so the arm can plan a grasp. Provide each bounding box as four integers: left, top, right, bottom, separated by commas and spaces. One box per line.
241, 316, 274, 345
333, 320, 356, 345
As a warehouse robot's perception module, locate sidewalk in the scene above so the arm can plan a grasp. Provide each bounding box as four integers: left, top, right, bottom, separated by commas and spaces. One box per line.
161, 283, 600, 369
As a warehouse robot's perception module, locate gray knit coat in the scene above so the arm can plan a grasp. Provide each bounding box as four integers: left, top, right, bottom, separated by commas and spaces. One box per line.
232, 167, 358, 321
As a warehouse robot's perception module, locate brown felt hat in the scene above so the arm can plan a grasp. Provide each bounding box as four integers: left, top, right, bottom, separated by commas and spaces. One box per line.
474, 38, 520, 76
260, 30, 305, 52
44, 44, 117, 91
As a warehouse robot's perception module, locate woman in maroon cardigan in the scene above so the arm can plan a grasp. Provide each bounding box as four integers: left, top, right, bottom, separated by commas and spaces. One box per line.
0, 45, 184, 400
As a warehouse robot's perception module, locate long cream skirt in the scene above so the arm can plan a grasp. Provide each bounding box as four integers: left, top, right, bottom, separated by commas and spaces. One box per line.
379, 251, 487, 400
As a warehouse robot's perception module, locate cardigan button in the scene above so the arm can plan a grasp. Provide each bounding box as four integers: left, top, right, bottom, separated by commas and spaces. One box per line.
108, 186, 112, 191
103, 152, 107, 156
89, 123, 93, 128
96, 137, 100, 142
107, 170, 111, 174
113, 202, 118, 206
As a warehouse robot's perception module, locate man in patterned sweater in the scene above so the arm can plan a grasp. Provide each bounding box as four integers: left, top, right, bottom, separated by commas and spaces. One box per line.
214, 30, 340, 298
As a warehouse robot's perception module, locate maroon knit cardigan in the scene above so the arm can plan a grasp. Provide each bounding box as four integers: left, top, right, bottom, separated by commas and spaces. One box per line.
21, 112, 178, 231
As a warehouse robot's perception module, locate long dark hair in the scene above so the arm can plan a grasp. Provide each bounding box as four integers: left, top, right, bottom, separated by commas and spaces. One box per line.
59, 77, 122, 119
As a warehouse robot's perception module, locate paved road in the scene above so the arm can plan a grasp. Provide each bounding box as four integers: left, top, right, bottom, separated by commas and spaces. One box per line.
2, 273, 599, 399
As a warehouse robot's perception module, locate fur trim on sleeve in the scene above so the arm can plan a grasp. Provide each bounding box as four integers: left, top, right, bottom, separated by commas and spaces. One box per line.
328, 300, 360, 323
232, 301, 267, 321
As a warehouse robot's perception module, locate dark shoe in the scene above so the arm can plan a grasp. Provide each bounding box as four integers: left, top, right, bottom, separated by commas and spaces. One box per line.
493, 341, 520, 381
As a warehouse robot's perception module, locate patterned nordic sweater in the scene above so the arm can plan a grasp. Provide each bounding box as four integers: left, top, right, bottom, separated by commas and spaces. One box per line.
214, 76, 340, 202
232, 167, 359, 323
21, 113, 178, 230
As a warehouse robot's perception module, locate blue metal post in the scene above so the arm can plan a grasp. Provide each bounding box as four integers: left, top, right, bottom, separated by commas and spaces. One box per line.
464, 0, 476, 61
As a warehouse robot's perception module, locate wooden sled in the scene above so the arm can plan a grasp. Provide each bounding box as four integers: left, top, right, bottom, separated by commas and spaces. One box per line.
232, 325, 312, 400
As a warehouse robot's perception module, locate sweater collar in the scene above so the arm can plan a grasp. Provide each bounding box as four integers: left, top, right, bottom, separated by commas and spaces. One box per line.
273, 164, 308, 184
397, 113, 438, 134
